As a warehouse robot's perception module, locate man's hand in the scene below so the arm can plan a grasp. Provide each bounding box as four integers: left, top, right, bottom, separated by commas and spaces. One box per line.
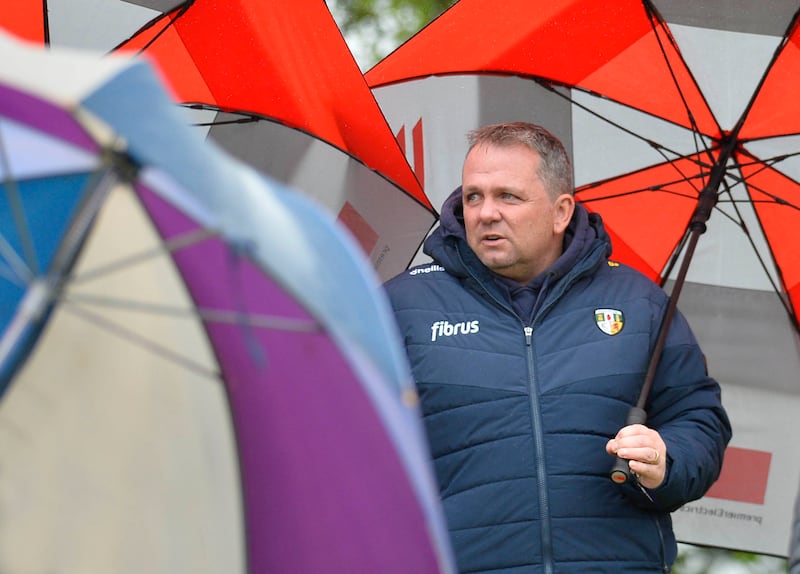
606, 424, 667, 489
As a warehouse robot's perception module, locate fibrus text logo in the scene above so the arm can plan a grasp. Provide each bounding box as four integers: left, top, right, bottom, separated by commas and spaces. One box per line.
430, 320, 480, 341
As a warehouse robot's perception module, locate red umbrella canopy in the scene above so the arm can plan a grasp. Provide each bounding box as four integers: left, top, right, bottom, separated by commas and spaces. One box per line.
1, 0, 435, 280
368, 0, 800, 305
371, 0, 714, 131
117, 0, 428, 208
367, 0, 800, 558
122, 0, 434, 280
1, 1, 43, 43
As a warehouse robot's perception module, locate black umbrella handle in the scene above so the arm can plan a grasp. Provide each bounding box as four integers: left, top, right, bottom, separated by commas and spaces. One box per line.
609, 406, 648, 484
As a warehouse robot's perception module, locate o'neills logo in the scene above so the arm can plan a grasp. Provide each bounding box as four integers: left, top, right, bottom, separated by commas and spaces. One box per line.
409, 264, 445, 276
430, 320, 480, 341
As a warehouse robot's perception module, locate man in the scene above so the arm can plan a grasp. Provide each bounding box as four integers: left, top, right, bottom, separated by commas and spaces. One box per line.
384, 122, 731, 573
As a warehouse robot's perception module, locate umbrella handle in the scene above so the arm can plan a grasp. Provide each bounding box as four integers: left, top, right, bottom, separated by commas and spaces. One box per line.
608, 218, 708, 485
607, 170, 718, 485
609, 406, 648, 484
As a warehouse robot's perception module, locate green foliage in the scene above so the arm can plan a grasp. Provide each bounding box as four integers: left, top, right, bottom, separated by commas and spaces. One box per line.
672, 544, 787, 573
328, 0, 456, 65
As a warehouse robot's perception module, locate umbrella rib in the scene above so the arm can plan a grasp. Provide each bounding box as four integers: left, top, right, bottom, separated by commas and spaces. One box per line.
548, 83, 701, 162
541, 81, 715, 198
578, 163, 708, 203
659, 229, 690, 288
50, 163, 123, 277
721, 182, 800, 212
182, 103, 259, 127
739, 153, 800, 211
723, 227, 797, 326
729, 7, 800, 137
0, 232, 32, 287
759, 150, 800, 173
70, 227, 218, 285
62, 300, 223, 382
111, 0, 195, 54
721, 151, 800, 211
0, 120, 39, 276
0, 131, 126, 286
578, 186, 696, 204
63, 292, 321, 333
642, 0, 723, 180
642, 1, 707, 139
718, 161, 800, 326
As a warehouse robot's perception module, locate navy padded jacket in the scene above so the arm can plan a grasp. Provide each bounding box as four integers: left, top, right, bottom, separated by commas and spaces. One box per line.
384, 193, 731, 574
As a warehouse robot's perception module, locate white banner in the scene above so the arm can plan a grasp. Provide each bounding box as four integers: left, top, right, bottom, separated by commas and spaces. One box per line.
673, 384, 800, 557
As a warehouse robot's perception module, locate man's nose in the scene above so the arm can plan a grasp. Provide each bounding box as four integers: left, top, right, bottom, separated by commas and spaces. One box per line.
478, 197, 501, 221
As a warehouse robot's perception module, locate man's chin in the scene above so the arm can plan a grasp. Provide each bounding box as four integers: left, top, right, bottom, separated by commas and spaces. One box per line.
480, 257, 514, 276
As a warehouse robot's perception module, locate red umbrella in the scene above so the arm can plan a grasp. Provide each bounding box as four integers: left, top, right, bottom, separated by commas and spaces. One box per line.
1, 0, 435, 281
367, 0, 800, 557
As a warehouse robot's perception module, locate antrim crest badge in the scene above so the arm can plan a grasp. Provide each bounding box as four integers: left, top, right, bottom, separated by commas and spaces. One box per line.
595, 308, 624, 335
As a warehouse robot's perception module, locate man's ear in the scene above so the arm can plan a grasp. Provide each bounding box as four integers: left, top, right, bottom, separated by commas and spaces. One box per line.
553, 194, 576, 234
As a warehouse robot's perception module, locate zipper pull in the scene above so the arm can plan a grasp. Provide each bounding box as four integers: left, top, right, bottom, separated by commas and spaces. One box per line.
524, 326, 533, 346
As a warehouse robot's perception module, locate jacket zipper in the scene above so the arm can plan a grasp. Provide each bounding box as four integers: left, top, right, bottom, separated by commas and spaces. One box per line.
453, 241, 611, 573
636, 483, 670, 572
458, 245, 558, 573
524, 325, 554, 574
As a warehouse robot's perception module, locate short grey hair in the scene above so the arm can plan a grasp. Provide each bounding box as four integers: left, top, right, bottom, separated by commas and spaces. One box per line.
467, 122, 574, 198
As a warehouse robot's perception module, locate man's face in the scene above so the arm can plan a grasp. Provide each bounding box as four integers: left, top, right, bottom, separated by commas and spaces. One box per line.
461, 142, 574, 283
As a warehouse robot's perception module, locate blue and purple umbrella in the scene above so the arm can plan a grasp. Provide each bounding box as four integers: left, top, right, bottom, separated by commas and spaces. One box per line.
0, 31, 453, 574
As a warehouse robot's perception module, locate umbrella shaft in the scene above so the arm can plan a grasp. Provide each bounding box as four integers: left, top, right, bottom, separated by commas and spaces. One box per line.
637, 227, 703, 409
